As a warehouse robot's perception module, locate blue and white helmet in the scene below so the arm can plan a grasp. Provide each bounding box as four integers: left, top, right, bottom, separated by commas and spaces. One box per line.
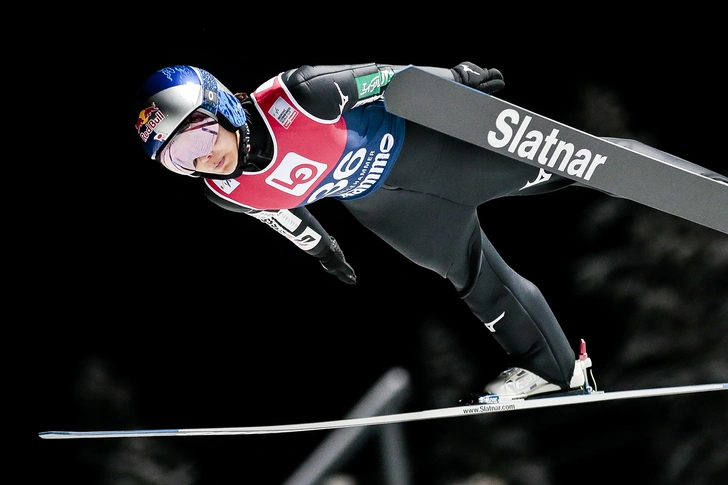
133, 65, 247, 176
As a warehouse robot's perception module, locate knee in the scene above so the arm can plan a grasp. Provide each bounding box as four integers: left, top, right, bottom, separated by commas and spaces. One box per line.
449, 227, 488, 297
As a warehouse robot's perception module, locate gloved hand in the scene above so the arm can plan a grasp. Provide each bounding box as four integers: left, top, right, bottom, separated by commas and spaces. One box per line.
450, 62, 505, 94
318, 237, 357, 284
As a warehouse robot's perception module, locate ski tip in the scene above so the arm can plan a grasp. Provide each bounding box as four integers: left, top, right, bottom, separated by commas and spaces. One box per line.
39, 431, 76, 439
39, 429, 182, 439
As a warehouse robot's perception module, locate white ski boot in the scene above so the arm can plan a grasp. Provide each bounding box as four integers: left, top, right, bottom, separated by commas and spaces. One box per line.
484, 340, 593, 400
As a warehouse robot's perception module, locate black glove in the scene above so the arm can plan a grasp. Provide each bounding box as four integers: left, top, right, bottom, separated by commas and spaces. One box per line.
450, 62, 505, 94
318, 237, 357, 284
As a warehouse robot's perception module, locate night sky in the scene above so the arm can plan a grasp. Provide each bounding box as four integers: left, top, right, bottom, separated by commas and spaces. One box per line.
27, 10, 726, 485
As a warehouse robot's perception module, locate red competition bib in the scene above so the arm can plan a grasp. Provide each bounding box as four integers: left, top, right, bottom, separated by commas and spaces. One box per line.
204, 74, 348, 210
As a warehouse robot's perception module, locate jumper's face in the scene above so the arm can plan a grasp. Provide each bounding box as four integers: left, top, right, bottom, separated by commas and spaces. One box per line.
160, 112, 240, 176
191, 123, 240, 176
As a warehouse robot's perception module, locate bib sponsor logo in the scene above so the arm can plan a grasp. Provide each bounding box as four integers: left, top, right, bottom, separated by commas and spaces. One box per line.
306, 133, 396, 203
266, 153, 328, 196
210, 178, 240, 195
269, 97, 298, 128
488, 108, 607, 181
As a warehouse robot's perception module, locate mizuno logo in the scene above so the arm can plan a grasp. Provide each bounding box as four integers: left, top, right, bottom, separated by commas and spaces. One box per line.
334, 81, 349, 115
484, 311, 505, 332
459, 64, 478, 75
520, 168, 552, 191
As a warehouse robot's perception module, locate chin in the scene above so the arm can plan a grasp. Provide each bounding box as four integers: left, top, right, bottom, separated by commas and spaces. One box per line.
220, 164, 236, 176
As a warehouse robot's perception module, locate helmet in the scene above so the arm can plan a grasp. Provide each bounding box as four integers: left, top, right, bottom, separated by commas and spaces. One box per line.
133, 65, 247, 176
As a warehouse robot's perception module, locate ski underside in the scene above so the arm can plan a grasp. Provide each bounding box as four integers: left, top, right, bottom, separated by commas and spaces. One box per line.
383, 67, 728, 235
39, 383, 726, 439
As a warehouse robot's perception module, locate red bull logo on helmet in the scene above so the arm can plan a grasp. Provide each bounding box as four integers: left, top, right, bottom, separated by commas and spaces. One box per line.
136, 103, 166, 142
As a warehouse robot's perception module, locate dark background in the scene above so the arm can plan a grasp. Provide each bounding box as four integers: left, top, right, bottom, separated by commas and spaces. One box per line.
25, 8, 726, 485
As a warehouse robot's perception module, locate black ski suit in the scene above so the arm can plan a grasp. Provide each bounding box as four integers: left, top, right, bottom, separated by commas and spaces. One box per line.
203, 62, 696, 388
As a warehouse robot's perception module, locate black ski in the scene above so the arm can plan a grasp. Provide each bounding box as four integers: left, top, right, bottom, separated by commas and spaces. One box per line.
383, 67, 728, 235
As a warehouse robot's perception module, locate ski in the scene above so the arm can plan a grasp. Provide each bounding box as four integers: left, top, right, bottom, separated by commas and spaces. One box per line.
383, 67, 728, 235
38, 382, 726, 439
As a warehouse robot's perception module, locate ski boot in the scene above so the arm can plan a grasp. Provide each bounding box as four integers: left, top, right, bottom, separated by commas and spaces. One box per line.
460, 339, 595, 404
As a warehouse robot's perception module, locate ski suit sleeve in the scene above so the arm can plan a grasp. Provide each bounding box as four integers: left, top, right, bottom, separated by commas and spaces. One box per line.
281, 62, 503, 119
204, 187, 357, 284
280, 63, 400, 120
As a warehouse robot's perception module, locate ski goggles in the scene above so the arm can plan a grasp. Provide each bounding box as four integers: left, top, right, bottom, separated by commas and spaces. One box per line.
160, 113, 219, 173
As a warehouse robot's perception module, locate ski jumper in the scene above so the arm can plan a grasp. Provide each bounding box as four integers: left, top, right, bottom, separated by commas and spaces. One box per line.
204, 63, 587, 387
